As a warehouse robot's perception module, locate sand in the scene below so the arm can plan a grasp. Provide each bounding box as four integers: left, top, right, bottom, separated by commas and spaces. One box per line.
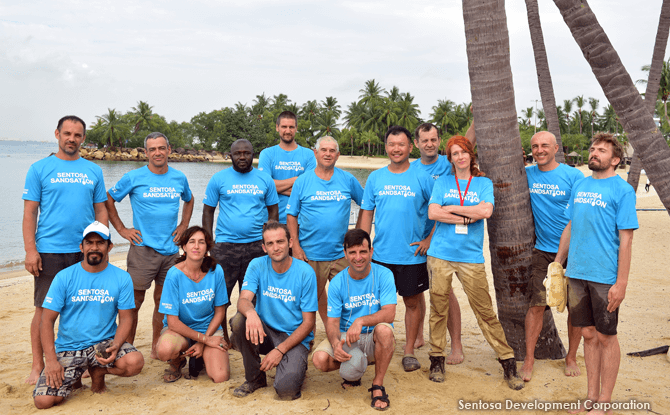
1, 161, 669, 415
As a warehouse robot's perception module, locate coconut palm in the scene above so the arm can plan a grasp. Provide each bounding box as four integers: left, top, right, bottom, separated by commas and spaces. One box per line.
343, 101, 365, 129
573, 95, 585, 134
385, 86, 402, 102
553, 0, 670, 212
130, 101, 155, 135
314, 110, 340, 138
397, 98, 420, 132
96, 108, 129, 148
321, 97, 341, 119
588, 97, 600, 140
252, 93, 271, 118
271, 94, 290, 111
638, 59, 670, 126
521, 107, 534, 127
464, 0, 563, 359
430, 99, 460, 136
358, 79, 386, 104
524, 0, 565, 162
562, 99, 573, 133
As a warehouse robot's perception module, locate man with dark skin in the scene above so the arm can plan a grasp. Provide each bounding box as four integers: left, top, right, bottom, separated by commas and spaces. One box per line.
106, 132, 194, 359
203, 139, 278, 340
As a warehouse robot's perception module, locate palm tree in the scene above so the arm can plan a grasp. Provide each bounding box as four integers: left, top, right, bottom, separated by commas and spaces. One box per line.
358, 130, 380, 157
358, 79, 385, 104
524, 0, 565, 162
521, 107, 534, 127
629, 0, 670, 191
252, 93, 270, 118
588, 97, 599, 140
96, 108, 129, 148
314, 110, 341, 138
343, 101, 365, 128
553, 0, 670, 212
397, 98, 420, 132
321, 97, 341, 119
430, 99, 459, 136
271, 94, 290, 111
464, 0, 563, 359
536, 108, 546, 129
385, 86, 401, 102
601, 104, 620, 134
573, 95, 585, 134
130, 101, 155, 135
562, 99, 573, 134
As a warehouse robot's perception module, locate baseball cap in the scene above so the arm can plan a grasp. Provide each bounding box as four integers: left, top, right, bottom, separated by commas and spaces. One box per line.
82, 221, 110, 240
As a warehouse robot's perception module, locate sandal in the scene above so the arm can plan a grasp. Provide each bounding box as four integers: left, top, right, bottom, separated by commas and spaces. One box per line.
163, 357, 186, 383
341, 378, 361, 389
368, 384, 390, 411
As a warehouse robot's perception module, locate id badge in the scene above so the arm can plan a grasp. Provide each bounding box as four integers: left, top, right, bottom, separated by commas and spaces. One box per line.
455, 224, 468, 235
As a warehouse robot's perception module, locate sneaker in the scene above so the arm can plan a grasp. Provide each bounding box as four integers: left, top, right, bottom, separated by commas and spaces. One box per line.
500, 358, 524, 390
233, 379, 267, 397
429, 356, 445, 383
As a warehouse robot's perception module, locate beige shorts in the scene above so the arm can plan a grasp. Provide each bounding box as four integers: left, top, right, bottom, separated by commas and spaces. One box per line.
307, 257, 349, 301
314, 323, 394, 363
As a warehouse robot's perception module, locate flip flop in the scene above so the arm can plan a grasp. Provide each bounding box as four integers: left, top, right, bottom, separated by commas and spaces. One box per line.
368, 384, 390, 411
402, 355, 421, 372
163, 357, 186, 383
341, 378, 362, 389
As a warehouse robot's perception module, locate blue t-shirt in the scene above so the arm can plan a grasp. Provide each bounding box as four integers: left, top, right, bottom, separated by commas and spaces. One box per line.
203, 167, 279, 243
412, 155, 453, 238
241, 256, 318, 349
361, 164, 434, 265
109, 166, 192, 255
286, 168, 364, 261
526, 164, 584, 253
159, 264, 228, 334
565, 176, 638, 285
427, 175, 495, 264
327, 263, 397, 334
23, 156, 107, 253
258, 145, 316, 223
42, 263, 135, 352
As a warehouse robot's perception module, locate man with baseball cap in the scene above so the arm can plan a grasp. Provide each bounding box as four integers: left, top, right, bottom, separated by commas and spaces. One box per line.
33, 222, 143, 409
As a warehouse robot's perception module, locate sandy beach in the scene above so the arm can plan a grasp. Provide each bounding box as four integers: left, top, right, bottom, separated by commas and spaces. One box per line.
1, 161, 669, 415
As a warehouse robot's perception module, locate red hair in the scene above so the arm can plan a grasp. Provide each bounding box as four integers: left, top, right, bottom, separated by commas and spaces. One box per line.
446, 136, 484, 177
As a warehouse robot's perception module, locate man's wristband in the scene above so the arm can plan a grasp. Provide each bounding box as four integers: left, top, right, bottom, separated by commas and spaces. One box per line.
274, 347, 285, 356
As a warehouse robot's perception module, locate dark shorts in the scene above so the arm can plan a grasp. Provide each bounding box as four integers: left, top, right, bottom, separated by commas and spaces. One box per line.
33, 340, 138, 398
372, 260, 428, 297
127, 245, 178, 291
568, 277, 619, 335
529, 249, 568, 308
211, 240, 265, 304
35, 253, 83, 307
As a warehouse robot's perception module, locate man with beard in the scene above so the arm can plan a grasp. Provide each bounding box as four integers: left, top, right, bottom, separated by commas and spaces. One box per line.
33, 222, 143, 409
258, 111, 316, 224
203, 139, 279, 305
286, 136, 364, 329
23, 116, 108, 384
106, 132, 194, 359
230, 221, 317, 400
555, 133, 637, 414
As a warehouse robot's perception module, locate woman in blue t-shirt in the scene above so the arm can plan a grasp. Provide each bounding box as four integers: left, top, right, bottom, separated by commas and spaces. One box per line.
425, 136, 523, 390
155, 226, 230, 383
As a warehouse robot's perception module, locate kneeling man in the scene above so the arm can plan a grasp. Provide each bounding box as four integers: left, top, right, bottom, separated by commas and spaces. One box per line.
33, 222, 144, 409
313, 229, 396, 411
230, 220, 317, 400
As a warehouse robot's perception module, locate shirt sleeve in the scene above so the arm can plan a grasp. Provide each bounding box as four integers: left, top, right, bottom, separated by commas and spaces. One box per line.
422, 173, 435, 202
241, 258, 261, 295
615, 186, 639, 230
304, 149, 317, 171
300, 265, 318, 313
480, 178, 495, 206
118, 271, 136, 310
326, 274, 344, 319
181, 175, 193, 203
350, 174, 364, 206
285, 175, 303, 216
258, 149, 273, 176
213, 265, 229, 307
378, 266, 398, 307
429, 176, 445, 206
361, 174, 377, 211
108, 172, 132, 202
42, 270, 66, 312
158, 268, 180, 316
265, 175, 279, 206
203, 174, 220, 207
22, 164, 42, 202
93, 167, 107, 204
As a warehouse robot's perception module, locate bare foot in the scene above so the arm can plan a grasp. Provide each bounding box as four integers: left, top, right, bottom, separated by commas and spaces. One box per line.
150, 348, 159, 360
89, 367, 108, 394
565, 358, 581, 377
446, 347, 464, 365
72, 378, 84, 390
520, 359, 533, 382
414, 336, 425, 349
82, 369, 90, 379
568, 398, 596, 414
25, 366, 43, 385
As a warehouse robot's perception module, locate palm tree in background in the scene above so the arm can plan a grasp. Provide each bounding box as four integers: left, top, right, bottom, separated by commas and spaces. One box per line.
562, 99, 573, 134
430, 99, 459, 136
588, 97, 599, 139
271, 94, 290, 111
130, 101, 155, 135
638, 58, 670, 126
397, 97, 420, 132
314, 110, 340, 138
573, 95, 585, 134
358, 79, 386, 104
321, 97, 341, 119
386, 86, 402, 102
96, 108, 129, 147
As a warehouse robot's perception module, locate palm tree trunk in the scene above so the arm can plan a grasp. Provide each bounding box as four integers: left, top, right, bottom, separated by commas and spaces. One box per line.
627, 0, 670, 191
553, 0, 670, 213
463, 0, 565, 360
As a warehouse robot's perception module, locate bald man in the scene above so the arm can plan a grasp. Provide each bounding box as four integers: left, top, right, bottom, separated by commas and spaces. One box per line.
522, 131, 584, 382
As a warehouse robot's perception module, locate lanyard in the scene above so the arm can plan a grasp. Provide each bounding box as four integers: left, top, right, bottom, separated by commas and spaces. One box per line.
455, 176, 472, 206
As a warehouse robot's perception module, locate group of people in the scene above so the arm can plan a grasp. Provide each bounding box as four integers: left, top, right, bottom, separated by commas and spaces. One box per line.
23, 112, 637, 413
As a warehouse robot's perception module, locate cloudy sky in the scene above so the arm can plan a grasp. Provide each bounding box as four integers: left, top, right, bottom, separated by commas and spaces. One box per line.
0, 0, 661, 141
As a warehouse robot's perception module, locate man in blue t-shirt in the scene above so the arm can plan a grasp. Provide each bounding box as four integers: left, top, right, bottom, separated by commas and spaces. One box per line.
312, 229, 396, 410
203, 139, 279, 304
22, 116, 108, 385
286, 136, 363, 328
411, 122, 464, 363
555, 133, 638, 413
522, 131, 585, 382
357, 125, 434, 373
230, 221, 317, 400
258, 111, 316, 223
106, 132, 194, 360
33, 222, 143, 409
